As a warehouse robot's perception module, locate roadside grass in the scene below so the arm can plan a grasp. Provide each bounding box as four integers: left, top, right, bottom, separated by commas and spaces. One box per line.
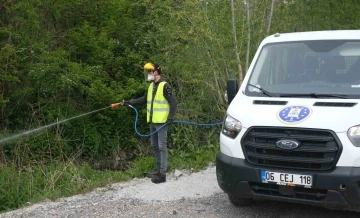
0, 143, 219, 213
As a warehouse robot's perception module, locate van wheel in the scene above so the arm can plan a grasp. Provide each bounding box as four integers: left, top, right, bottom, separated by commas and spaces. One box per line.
228, 194, 253, 207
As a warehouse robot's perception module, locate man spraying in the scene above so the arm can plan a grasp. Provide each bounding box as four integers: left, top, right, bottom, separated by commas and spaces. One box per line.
125, 63, 177, 184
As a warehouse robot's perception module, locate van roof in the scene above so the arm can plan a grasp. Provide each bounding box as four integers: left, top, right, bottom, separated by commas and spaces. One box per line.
263, 30, 360, 44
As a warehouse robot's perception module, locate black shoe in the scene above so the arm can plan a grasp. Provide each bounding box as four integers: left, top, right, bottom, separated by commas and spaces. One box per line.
151, 173, 166, 184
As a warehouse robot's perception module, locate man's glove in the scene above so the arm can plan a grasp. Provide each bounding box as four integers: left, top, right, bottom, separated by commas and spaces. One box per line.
166, 118, 174, 125
123, 99, 134, 106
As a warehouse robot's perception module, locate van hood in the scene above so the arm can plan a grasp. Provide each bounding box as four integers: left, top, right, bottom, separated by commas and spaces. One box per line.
227, 96, 360, 133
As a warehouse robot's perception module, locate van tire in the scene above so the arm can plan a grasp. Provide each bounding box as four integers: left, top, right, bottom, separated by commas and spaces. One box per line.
228, 194, 253, 207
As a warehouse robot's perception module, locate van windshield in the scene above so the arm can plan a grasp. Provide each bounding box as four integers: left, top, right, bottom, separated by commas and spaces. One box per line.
245, 40, 360, 99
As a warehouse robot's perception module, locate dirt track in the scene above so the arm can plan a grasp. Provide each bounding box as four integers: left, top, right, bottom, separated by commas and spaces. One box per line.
1, 167, 359, 218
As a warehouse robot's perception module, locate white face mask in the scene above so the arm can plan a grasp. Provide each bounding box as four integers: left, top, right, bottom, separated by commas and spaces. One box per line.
147, 74, 155, 81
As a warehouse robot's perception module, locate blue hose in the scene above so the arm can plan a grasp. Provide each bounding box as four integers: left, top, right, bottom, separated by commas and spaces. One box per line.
127, 105, 223, 137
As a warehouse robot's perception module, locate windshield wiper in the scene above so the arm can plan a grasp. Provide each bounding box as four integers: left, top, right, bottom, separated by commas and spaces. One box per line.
279, 93, 349, 99
247, 84, 278, 97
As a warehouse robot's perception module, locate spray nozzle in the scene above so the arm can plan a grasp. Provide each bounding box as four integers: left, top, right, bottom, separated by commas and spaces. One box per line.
111, 103, 120, 108
111, 100, 128, 109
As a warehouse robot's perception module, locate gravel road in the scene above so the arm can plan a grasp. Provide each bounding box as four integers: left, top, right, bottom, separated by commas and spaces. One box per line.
1, 167, 360, 218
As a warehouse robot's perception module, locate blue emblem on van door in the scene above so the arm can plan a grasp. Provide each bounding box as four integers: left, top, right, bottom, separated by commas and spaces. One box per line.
278, 106, 311, 124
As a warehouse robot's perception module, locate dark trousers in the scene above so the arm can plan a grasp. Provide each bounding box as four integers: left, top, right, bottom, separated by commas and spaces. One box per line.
150, 124, 168, 175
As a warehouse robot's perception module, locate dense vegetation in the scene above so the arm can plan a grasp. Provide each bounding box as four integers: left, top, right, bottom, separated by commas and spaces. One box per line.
1, 0, 360, 212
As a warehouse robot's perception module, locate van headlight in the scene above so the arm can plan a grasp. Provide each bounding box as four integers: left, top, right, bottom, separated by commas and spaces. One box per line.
347, 125, 360, 147
222, 115, 242, 139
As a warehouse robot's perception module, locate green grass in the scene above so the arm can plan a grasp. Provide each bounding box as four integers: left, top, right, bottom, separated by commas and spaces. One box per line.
0, 143, 219, 213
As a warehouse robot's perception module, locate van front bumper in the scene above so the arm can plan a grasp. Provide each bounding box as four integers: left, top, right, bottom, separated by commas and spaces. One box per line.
216, 152, 360, 212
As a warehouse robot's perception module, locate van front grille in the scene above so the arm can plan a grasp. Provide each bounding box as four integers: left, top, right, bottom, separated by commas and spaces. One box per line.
249, 182, 327, 201
241, 127, 342, 171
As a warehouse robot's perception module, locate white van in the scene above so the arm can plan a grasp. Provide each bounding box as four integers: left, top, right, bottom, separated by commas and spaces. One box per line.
216, 30, 360, 212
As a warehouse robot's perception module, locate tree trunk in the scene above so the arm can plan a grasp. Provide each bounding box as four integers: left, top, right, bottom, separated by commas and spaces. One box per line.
231, 0, 243, 82
266, 0, 275, 36
245, 0, 251, 73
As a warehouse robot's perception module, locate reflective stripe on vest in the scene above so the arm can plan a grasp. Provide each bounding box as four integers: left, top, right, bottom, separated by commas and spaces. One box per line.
147, 82, 170, 123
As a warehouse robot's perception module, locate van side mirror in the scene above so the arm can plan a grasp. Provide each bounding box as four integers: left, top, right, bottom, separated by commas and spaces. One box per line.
225, 79, 239, 105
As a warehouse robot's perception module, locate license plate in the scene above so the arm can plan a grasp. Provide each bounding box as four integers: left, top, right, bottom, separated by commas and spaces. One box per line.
261, 170, 312, 188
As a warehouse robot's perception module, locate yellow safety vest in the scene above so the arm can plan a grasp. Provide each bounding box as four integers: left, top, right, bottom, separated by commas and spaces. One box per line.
147, 82, 170, 123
